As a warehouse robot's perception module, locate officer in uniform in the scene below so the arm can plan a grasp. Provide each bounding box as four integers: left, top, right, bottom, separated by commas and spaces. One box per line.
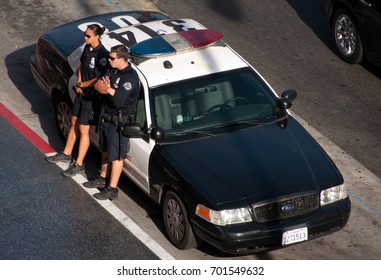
83, 44, 141, 200
46, 24, 109, 178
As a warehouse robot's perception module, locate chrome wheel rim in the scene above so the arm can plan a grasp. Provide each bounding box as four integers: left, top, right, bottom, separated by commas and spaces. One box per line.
334, 14, 357, 57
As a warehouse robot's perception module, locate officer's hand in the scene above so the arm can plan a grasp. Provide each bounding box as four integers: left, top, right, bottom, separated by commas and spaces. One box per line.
95, 78, 108, 94
76, 86, 84, 96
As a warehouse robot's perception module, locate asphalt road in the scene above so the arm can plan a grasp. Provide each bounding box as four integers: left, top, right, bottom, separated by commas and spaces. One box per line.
0, 0, 380, 260
0, 113, 158, 260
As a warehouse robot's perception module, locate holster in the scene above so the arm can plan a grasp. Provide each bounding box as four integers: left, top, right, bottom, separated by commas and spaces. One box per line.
102, 114, 130, 126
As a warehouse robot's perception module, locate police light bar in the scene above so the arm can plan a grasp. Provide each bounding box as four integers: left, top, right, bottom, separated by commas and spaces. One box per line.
129, 29, 223, 58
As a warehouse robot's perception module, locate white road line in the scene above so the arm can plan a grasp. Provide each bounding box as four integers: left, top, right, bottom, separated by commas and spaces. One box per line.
51, 159, 175, 260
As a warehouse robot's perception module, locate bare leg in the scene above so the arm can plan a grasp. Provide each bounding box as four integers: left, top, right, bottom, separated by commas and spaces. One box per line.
109, 159, 124, 188
63, 115, 79, 155
99, 152, 110, 179
75, 124, 90, 166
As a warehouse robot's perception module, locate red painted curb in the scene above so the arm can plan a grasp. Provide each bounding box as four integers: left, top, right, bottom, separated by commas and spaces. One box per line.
0, 102, 56, 154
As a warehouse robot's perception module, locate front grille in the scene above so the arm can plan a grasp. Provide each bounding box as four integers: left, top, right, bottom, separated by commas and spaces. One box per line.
252, 193, 319, 223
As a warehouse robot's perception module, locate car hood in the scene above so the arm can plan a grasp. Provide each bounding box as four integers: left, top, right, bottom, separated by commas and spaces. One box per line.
160, 117, 343, 207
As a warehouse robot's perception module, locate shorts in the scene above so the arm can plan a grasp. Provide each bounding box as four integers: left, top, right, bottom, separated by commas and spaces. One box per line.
72, 95, 100, 126
99, 121, 130, 161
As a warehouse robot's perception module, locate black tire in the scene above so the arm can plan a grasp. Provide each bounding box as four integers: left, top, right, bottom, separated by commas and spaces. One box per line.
162, 191, 197, 250
331, 8, 363, 64
53, 93, 73, 141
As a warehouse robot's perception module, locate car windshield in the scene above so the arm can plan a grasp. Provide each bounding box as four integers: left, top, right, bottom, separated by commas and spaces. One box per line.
150, 67, 282, 141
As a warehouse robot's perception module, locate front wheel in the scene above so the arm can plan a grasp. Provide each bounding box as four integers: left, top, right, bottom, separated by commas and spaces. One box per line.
331, 8, 363, 64
162, 191, 197, 250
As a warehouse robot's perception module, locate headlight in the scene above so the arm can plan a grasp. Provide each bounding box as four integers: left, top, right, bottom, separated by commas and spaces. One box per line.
195, 204, 252, 226
320, 184, 348, 206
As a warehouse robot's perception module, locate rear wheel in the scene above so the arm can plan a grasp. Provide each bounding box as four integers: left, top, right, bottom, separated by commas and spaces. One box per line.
53, 93, 72, 141
331, 8, 363, 64
162, 191, 197, 250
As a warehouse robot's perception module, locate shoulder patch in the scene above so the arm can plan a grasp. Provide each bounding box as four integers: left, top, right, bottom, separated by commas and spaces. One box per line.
100, 57, 108, 66
123, 82, 132, 91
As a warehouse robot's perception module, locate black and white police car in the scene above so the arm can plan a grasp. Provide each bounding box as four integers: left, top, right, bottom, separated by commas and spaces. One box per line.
30, 10, 351, 255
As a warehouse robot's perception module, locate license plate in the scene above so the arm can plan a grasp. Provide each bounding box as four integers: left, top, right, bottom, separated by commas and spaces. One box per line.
282, 227, 308, 245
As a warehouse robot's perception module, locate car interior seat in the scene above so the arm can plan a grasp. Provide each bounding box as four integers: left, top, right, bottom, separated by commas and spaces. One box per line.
154, 94, 172, 130
154, 93, 182, 130
190, 81, 234, 115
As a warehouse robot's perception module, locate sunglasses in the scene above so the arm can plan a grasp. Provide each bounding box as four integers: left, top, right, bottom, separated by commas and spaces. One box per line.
84, 33, 92, 38
108, 56, 118, 61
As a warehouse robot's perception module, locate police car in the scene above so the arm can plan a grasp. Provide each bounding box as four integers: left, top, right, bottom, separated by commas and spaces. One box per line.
30, 10, 351, 254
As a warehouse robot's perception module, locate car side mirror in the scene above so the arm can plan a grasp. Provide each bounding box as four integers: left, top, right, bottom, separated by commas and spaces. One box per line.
279, 89, 297, 109
122, 123, 149, 141
122, 123, 165, 142
150, 127, 164, 142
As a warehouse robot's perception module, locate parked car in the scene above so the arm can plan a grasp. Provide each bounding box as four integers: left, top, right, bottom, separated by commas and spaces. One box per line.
318, 0, 381, 68
30, 10, 351, 255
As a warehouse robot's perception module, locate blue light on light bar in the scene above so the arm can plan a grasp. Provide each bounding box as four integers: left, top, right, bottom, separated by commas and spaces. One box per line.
129, 36, 177, 57
129, 29, 223, 58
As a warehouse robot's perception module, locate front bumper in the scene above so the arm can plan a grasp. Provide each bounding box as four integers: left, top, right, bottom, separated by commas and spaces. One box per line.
191, 197, 351, 255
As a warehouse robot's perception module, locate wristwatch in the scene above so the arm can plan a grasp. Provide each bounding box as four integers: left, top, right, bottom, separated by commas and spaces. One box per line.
76, 82, 81, 88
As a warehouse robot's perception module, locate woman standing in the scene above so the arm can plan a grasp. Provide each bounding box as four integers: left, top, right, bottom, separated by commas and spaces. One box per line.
46, 24, 109, 177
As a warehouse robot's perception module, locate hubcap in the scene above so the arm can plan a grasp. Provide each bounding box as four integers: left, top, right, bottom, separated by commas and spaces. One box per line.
56, 101, 71, 139
335, 15, 357, 56
166, 199, 185, 241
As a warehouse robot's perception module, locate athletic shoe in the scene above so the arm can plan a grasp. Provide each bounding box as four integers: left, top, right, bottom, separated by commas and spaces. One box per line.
45, 152, 72, 164
83, 176, 106, 189
61, 162, 85, 177
93, 186, 118, 200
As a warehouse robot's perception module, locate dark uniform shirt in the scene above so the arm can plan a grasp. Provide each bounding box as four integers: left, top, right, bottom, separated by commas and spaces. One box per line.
103, 65, 141, 118
80, 43, 109, 98
99, 64, 141, 161
72, 43, 109, 125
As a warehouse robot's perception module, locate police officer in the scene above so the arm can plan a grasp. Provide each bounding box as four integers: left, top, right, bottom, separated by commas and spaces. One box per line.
84, 44, 141, 200
46, 24, 109, 178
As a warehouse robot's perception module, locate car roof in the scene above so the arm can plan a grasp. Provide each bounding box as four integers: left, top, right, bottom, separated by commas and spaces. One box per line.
133, 44, 248, 87
66, 17, 250, 87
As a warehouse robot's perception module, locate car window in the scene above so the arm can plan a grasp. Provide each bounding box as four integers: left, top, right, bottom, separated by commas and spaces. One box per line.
135, 87, 147, 129
38, 36, 73, 86
150, 67, 279, 138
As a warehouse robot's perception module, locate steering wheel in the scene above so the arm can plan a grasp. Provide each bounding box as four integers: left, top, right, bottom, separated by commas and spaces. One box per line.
205, 103, 227, 113
220, 96, 250, 110
205, 96, 250, 114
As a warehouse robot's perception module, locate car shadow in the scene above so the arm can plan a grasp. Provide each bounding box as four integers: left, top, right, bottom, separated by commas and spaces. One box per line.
4, 44, 65, 152
287, 0, 333, 49
207, 0, 243, 21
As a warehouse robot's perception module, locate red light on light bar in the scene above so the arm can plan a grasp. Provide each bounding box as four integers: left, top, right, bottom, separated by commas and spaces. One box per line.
179, 30, 223, 48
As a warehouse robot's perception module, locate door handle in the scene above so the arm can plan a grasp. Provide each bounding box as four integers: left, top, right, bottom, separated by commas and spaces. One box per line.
360, 0, 372, 7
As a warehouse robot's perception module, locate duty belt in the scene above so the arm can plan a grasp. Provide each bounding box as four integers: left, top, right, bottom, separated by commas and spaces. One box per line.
101, 114, 129, 123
